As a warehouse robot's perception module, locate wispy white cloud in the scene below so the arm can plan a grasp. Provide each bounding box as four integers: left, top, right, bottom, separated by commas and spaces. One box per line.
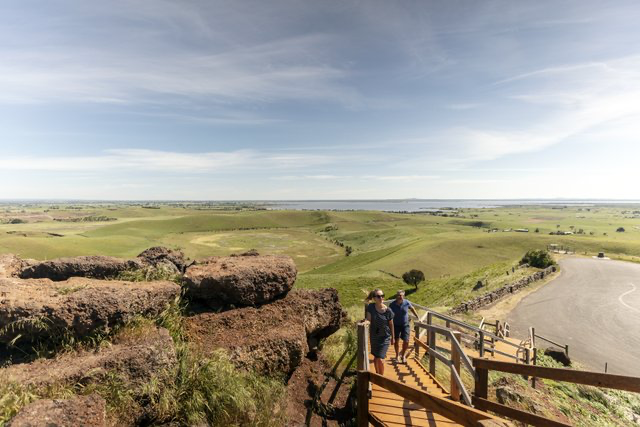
0, 149, 339, 173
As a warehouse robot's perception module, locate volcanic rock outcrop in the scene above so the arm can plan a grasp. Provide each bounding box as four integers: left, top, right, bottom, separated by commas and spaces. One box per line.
185, 288, 345, 377
137, 246, 189, 274
17, 246, 188, 281
3, 326, 176, 390
0, 277, 180, 344
183, 254, 297, 307
1, 248, 346, 426
7, 394, 107, 427
19, 255, 143, 281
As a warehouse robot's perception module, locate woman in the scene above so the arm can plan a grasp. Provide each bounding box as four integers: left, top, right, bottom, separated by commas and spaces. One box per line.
365, 289, 394, 375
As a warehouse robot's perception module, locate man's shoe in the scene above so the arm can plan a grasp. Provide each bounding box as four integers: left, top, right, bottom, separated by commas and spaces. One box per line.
402, 355, 408, 363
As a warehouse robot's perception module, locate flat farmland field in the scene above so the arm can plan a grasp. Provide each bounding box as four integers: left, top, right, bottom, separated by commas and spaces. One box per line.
2, 202, 639, 307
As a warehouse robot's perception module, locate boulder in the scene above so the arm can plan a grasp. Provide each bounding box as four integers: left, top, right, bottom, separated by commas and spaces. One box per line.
2, 326, 176, 390
0, 277, 180, 344
137, 246, 188, 274
7, 394, 106, 427
185, 289, 345, 377
284, 288, 345, 339
184, 254, 297, 307
19, 256, 142, 281
496, 386, 522, 404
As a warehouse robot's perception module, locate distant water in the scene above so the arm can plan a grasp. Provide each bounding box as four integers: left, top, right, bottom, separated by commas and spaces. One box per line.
267, 199, 640, 212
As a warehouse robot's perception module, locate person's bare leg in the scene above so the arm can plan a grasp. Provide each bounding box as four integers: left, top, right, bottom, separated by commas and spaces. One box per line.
373, 357, 381, 374
401, 339, 409, 361
394, 335, 400, 359
378, 358, 385, 376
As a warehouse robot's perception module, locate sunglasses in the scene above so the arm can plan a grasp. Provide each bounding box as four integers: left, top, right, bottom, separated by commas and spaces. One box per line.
374, 294, 384, 298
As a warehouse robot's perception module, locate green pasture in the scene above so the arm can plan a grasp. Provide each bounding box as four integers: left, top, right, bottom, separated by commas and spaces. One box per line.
1, 203, 639, 308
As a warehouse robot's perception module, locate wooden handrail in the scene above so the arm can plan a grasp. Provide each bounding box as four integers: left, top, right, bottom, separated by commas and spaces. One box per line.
362, 371, 513, 426
450, 332, 477, 379
415, 338, 452, 367
411, 303, 528, 352
473, 358, 640, 393
473, 397, 571, 427
451, 364, 472, 406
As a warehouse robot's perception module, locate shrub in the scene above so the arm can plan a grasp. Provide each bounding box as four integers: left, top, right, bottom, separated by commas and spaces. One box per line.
616, 227, 625, 232
520, 250, 555, 269
402, 269, 425, 289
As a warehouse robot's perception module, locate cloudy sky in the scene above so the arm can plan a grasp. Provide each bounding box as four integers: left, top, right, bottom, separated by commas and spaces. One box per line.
1, 0, 640, 200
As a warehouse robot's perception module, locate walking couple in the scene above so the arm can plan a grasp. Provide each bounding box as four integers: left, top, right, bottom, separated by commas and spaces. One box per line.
365, 289, 419, 375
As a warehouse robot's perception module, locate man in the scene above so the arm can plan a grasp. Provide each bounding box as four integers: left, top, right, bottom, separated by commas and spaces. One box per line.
388, 290, 420, 363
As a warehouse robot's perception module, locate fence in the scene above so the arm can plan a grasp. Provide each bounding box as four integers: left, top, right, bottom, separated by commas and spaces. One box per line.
473, 358, 640, 426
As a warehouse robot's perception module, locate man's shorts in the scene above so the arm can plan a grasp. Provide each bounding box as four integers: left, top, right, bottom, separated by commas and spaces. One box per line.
394, 323, 411, 342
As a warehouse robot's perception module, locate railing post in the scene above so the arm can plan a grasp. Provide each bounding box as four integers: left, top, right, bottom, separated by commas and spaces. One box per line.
357, 371, 369, 427
414, 324, 420, 358
450, 331, 462, 402
445, 320, 451, 341
531, 327, 536, 349
478, 331, 485, 358
429, 328, 437, 375
475, 365, 488, 400
565, 344, 569, 357
357, 321, 370, 372
426, 312, 433, 346
532, 348, 538, 389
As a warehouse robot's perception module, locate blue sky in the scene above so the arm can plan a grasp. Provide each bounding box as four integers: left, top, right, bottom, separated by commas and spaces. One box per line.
1, 0, 640, 200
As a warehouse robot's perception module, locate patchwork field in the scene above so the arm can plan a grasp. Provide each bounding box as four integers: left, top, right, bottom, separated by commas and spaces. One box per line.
2, 202, 640, 307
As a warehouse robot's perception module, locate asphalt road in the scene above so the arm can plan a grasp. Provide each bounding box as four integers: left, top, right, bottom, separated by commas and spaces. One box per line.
508, 257, 640, 377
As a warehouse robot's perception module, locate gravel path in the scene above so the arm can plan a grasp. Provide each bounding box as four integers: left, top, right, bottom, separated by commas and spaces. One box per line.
508, 257, 640, 376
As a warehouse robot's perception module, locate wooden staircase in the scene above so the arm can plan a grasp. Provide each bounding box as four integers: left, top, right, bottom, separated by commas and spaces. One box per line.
368, 344, 464, 426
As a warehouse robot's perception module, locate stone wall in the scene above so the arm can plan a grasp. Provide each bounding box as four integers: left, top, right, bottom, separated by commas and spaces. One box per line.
448, 266, 557, 314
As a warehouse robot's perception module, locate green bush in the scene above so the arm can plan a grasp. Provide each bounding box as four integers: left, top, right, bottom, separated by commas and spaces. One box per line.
520, 250, 555, 269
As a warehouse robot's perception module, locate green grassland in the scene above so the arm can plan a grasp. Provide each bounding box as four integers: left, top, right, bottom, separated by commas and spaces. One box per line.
2, 203, 640, 308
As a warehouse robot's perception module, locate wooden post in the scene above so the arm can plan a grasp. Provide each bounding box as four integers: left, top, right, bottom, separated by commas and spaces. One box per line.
565, 344, 569, 357
426, 312, 433, 345
357, 321, 370, 372
479, 331, 485, 358
445, 320, 450, 341
429, 329, 437, 375
475, 366, 488, 399
532, 348, 538, 389
531, 327, 536, 349
357, 371, 369, 427
414, 325, 420, 358
450, 331, 462, 402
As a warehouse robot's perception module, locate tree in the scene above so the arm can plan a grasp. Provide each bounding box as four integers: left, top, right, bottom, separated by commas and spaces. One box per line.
345, 245, 353, 256
616, 227, 625, 233
402, 269, 425, 289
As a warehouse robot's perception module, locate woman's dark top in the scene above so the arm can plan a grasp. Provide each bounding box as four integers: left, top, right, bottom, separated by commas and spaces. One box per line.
367, 303, 393, 341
